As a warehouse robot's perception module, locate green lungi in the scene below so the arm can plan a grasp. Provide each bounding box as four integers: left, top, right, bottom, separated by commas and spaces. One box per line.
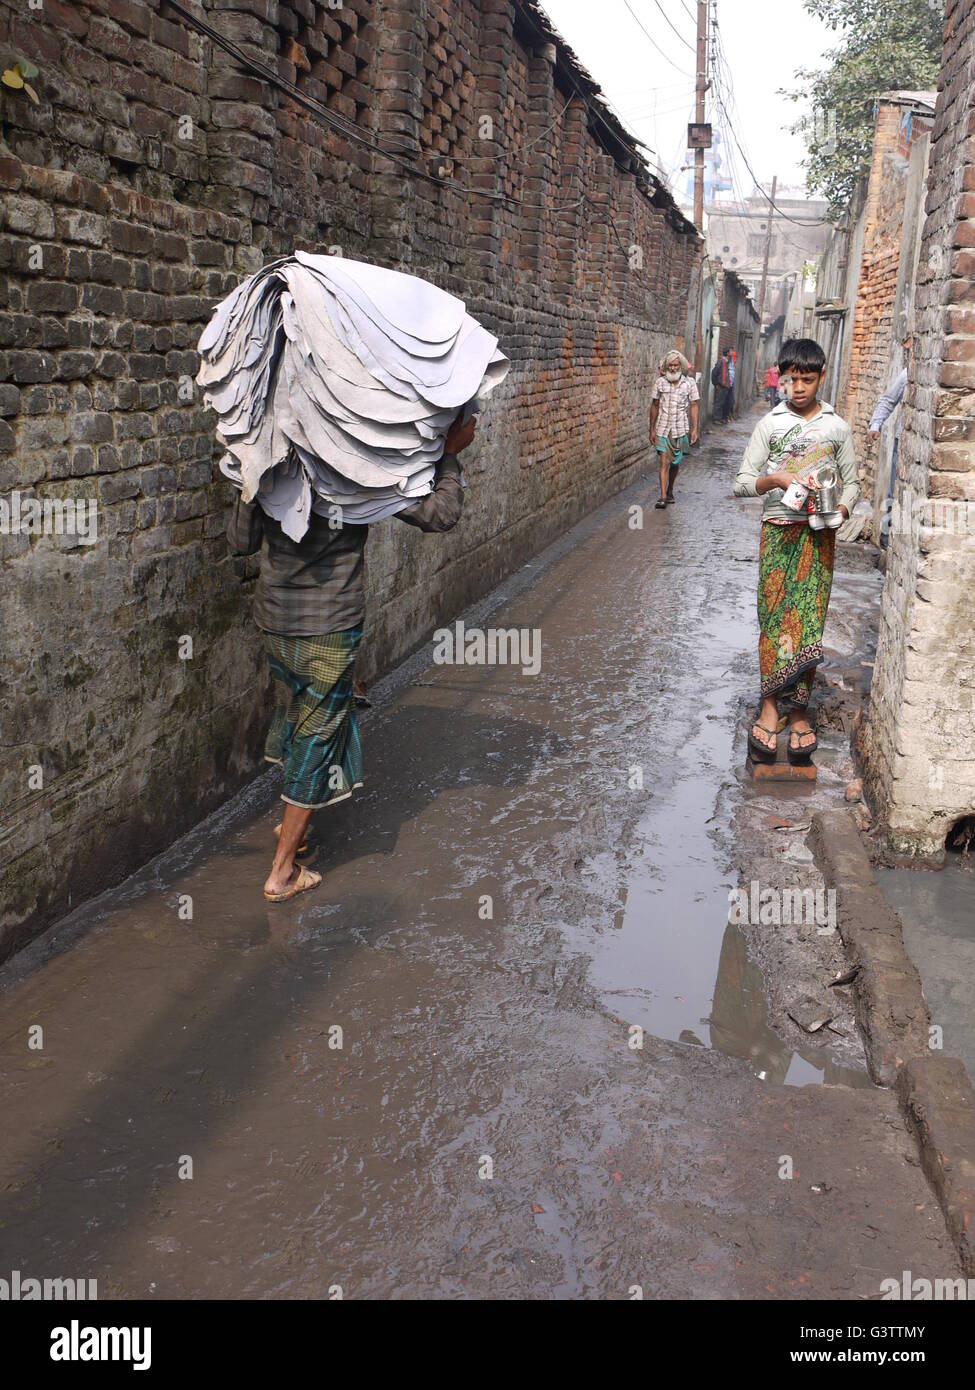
263, 626, 363, 809
757, 522, 836, 710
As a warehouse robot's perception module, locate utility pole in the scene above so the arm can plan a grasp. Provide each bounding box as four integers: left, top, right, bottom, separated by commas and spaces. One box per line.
755, 173, 777, 386
693, 0, 707, 232
692, 0, 708, 374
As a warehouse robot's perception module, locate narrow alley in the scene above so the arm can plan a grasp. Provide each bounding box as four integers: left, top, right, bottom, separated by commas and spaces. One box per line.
0, 416, 958, 1299
3, 0, 975, 1345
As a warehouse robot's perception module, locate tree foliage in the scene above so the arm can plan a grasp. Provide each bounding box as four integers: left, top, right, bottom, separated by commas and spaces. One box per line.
786, 0, 944, 220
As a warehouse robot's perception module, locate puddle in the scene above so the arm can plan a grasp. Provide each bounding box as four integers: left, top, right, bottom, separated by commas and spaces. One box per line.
572, 575, 861, 1086
878, 858, 975, 1086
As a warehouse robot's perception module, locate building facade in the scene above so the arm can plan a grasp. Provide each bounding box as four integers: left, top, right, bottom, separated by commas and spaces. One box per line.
865, 11, 975, 858
706, 188, 830, 319
0, 0, 702, 953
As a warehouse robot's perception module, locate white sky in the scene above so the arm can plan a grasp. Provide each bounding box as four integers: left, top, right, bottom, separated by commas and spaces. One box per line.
540, 0, 832, 203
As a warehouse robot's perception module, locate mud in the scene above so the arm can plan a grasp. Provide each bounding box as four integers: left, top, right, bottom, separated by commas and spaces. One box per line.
879, 858, 975, 1087
0, 413, 960, 1298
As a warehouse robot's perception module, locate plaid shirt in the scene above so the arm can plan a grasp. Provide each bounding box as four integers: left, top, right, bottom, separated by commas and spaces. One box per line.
651, 375, 699, 439
228, 456, 465, 636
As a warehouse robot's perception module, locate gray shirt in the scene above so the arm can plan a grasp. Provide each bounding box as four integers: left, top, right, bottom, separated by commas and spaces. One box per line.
733, 401, 860, 522
227, 455, 465, 635
869, 366, 908, 437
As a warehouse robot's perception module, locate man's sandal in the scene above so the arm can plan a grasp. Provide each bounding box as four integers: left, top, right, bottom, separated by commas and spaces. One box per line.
264, 865, 323, 903
747, 722, 778, 763
665, 494, 676, 504
654, 498, 668, 509
787, 729, 818, 764
273, 822, 313, 859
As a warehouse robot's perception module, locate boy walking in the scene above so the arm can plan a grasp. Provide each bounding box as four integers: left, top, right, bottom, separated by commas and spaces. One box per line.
650, 350, 699, 509
733, 338, 859, 764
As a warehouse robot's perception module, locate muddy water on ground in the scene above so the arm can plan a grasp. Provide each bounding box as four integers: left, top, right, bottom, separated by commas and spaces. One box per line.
0, 417, 954, 1297
879, 858, 975, 1085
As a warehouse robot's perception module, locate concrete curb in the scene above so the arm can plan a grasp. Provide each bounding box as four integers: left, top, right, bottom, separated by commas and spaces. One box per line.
811, 807, 975, 1277
897, 1058, 975, 1277
810, 808, 930, 1087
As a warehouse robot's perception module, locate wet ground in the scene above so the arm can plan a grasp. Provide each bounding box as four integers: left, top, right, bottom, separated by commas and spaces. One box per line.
879, 858, 975, 1086
0, 413, 961, 1298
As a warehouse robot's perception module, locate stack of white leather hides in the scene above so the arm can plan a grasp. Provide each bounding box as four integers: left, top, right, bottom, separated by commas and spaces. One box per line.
197, 252, 509, 537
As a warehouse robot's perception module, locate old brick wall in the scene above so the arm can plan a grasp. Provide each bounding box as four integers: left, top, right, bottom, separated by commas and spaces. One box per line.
865, 0, 975, 857
0, 0, 701, 954
840, 97, 934, 494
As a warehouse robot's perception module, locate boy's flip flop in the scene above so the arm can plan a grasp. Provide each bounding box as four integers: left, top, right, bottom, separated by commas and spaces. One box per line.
787, 731, 818, 764
264, 865, 323, 903
748, 722, 778, 763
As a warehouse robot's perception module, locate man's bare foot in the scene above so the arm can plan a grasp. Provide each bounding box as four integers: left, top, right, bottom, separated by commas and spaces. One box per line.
264, 864, 323, 901
265, 863, 300, 897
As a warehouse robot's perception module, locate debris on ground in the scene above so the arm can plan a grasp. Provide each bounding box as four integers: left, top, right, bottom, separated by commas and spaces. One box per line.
787, 998, 835, 1034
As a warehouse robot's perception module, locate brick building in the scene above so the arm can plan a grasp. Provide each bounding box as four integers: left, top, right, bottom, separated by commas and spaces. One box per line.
0, 0, 702, 953
865, 3, 975, 857
706, 189, 829, 315
836, 93, 936, 496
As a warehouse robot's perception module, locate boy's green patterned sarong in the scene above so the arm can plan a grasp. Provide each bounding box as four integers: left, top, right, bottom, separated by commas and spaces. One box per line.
757, 522, 835, 710
263, 627, 363, 809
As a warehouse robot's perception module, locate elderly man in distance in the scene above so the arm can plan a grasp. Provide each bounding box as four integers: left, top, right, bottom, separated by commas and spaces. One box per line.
650, 349, 700, 509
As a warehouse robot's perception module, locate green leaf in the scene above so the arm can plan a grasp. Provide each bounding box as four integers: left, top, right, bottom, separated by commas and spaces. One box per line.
787, 0, 943, 218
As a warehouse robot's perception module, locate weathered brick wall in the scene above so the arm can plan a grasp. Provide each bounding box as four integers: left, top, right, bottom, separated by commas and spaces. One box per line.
0, 0, 701, 954
865, 0, 975, 857
841, 98, 934, 493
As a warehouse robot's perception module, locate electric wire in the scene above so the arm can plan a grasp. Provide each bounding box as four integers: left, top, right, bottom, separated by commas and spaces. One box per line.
648, 0, 697, 51
620, 0, 695, 77
710, 19, 830, 227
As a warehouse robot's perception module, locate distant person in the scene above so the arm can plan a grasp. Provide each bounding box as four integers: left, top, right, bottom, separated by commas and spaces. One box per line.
764, 362, 780, 408
711, 347, 732, 423
733, 338, 860, 766
727, 348, 737, 421
868, 334, 912, 548
650, 349, 699, 508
